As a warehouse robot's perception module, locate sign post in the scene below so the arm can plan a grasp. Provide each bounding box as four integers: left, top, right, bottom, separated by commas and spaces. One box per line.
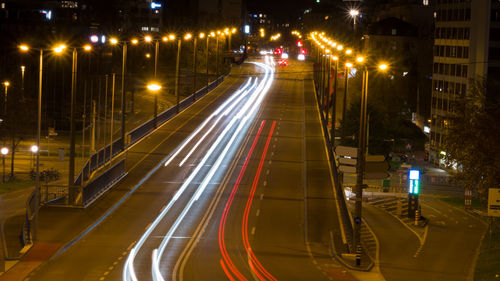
408, 169, 420, 219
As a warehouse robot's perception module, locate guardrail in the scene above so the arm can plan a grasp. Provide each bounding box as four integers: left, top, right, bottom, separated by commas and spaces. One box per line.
313, 79, 354, 251
74, 76, 225, 188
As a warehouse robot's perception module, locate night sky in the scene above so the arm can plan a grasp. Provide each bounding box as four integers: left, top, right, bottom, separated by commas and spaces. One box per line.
247, 0, 315, 21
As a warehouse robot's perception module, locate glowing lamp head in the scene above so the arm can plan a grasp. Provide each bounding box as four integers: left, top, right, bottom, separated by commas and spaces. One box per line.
356, 56, 364, 63
83, 44, 92, 51
168, 34, 176, 40
3, 81, 9, 87
90, 35, 99, 43
349, 9, 359, 17
144, 35, 153, 43
1, 147, 8, 155
53, 44, 66, 53
147, 83, 162, 92
199, 32, 205, 39
110, 37, 119, 45
31, 145, 39, 153
332, 56, 339, 61
20, 44, 30, 52
378, 64, 389, 71
231, 28, 237, 34
337, 45, 343, 51
345, 62, 353, 68
345, 49, 352, 55
162, 36, 168, 42
145, 53, 151, 58
184, 33, 192, 40
325, 49, 330, 54
131, 38, 139, 45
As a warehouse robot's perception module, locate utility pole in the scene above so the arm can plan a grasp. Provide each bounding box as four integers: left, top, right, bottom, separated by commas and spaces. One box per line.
175, 39, 181, 112
91, 100, 96, 153
69, 48, 78, 194
120, 43, 127, 151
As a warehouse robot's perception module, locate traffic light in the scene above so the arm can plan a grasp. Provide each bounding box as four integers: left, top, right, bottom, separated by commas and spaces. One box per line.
408, 169, 420, 218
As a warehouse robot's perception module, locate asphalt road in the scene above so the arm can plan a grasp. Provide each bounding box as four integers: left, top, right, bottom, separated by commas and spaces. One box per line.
364, 194, 487, 281
26, 57, 350, 281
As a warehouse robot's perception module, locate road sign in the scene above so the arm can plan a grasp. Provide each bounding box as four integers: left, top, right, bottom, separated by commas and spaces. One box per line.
335, 146, 358, 158
488, 188, 500, 217
364, 155, 390, 179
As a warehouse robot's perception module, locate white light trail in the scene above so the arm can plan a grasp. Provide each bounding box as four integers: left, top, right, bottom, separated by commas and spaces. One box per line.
163, 78, 253, 167
123, 57, 275, 281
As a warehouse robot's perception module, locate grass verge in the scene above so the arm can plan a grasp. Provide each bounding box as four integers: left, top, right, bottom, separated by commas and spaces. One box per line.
0, 179, 34, 195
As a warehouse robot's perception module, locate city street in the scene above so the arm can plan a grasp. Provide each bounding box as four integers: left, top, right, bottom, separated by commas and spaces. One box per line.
19, 58, 354, 281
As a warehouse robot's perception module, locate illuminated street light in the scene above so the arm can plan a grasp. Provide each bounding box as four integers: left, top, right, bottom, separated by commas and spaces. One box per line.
379, 64, 389, 70
131, 38, 139, 45
169, 34, 176, 40
145, 35, 153, 43
184, 33, 192, 40
199, 32, 205, 39
147, 81, 163, 127
356, 56, 364, 63
83, 44, 92, 51
53, 44, 66, 53
337, 45, 343, 51
110, 37, 119, 45
1, 147, 8, 183
345, 62, 353, 68
162, 36, 168, 42
346, 49, 352, 55
19, 45, 29, 52
145, 53, 151, 59
349, 9, 360, 31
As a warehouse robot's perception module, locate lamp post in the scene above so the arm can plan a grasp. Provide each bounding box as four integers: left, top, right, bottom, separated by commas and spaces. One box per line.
349, 9, 360, 31
110, 37, 128, 151
331, 56, 339, 143
192, 34, 198, 100
19, 43, 65, 241
21, 66, 25, 101
1, 147, 8, 183
206, 32, 213, 88
68, 45, 92, 193
31, 145, 38, 170
3, 81, 9, 116
215, 31, 220, 79
353, 59, 389, 261
147, 83, 162, 127
173, 33, 192, 113
342, 62, 353, 145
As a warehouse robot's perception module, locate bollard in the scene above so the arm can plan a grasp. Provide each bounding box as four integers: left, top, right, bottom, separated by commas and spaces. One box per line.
355, 245, 362, 266
415, 209, 420, 226
397, 199, 403, 216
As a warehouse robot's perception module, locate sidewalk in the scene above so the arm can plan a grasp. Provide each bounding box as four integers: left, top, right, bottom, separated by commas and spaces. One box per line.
0, 73, 237, 279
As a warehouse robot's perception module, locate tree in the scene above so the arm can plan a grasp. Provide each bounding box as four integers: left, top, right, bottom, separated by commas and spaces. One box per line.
445, 79, 500, 200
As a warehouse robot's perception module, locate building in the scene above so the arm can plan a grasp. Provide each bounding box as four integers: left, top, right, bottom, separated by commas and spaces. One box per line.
430, 0, 500, 165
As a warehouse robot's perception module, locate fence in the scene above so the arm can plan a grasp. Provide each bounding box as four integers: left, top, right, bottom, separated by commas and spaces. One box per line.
74, 76, 225, 188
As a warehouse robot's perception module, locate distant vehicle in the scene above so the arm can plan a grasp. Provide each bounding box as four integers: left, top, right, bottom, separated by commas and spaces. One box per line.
297, 54, 305, 61
281, 53, 289, 59
278, 59, 288, 66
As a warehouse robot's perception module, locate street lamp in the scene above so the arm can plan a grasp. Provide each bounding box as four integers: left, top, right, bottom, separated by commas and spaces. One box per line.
2, 81, 9, 116
352, 60, 389, 260
349, 9, 360, 31
341, 62, 353, 145
68, 45, 92, 194
109, 37, 128, 151
31, 145, 38, 170
1, 147, 8, 183
147, 82, 162, 128
19, 43, 65, 241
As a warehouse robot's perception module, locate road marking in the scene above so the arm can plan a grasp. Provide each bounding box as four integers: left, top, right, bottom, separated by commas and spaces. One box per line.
251, 227, 256, 235
273, 144, 276, 148
126, 241, 136, 251
260, 193, 264, 200
266, 169, 270, 175
99, 277, 105, 281
122, 251, 127, 256
104, 272, 109, 276
271, 151, 274, 156
413, 225, 429, 258
263, 180, 267, 187
108, 266, 114, 270
113, 261, 118, 265
420, 202, 442, 215
256, 209, 260, 217
118, 256, 123, 261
